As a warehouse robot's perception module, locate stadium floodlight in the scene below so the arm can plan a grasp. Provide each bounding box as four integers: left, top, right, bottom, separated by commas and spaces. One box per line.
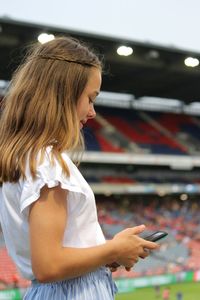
117, 45, 133, 56
184, 57, 199, 67
180, 193, 188, 201
38, 33, 55, 44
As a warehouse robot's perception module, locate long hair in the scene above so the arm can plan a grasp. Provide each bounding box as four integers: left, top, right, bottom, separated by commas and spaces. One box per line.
0, 36, 102, 183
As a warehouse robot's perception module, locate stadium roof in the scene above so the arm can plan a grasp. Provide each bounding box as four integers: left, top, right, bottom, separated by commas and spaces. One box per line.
1, 17, 200, 104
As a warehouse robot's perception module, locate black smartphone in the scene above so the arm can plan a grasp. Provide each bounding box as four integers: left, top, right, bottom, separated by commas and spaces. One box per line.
143, 231, 168, 242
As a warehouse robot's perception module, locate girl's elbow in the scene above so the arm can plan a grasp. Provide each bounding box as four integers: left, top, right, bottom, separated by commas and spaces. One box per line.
34, 270, 54, 283
32, 262, 60, 283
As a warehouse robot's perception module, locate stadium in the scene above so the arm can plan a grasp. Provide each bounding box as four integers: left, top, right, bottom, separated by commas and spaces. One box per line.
0, 16, 200, 300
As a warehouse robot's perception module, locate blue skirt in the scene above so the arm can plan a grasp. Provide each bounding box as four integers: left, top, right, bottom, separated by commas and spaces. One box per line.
24, 267, 118, 300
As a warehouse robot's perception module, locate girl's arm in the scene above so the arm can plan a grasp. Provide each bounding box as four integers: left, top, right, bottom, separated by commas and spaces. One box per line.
29, 185, 158, 283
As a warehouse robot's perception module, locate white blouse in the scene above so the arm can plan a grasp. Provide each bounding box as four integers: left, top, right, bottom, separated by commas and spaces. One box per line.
0, 147, 105, 280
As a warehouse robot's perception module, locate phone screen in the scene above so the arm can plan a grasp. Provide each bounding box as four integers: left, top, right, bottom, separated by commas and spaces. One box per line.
144, 231, 168, 242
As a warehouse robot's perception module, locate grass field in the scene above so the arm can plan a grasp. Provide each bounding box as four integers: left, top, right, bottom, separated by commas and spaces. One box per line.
115, 281, 200, 300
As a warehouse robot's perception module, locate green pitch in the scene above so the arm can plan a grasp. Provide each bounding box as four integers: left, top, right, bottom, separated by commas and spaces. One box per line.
115, 281, 200, 300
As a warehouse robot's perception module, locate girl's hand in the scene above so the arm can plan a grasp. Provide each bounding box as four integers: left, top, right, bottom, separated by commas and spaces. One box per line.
111, 225, 159, 270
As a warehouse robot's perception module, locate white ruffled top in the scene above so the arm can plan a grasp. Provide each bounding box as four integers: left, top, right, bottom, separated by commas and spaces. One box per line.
0, 147, 105, 280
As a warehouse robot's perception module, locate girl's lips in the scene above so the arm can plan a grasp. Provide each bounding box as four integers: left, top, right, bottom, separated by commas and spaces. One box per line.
80, 120, 87, 128
80, 120, 86, 128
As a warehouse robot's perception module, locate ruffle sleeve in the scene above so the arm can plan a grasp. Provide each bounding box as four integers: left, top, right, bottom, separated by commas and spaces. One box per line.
20, 149, 86, 216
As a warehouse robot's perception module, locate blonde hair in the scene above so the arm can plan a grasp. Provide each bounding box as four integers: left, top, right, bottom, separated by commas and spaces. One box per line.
0, 36, 102, 182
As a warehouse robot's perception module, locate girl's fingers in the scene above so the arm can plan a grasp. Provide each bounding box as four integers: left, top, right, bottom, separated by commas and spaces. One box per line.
139, 250, 149, 259
131, 225, 146, 235
143, 240, 159, 250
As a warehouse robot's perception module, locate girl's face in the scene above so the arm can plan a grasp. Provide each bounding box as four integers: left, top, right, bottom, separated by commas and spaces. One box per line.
77, 67, 102, 129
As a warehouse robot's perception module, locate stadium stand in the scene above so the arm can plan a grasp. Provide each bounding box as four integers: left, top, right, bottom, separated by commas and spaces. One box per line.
96, 196, 200, 278
83, 164, 200, 184
84, 106, 200, 155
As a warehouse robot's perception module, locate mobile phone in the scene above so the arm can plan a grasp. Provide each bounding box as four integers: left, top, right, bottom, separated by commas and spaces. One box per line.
143, 231, 168, 242
107, 231, 168, 269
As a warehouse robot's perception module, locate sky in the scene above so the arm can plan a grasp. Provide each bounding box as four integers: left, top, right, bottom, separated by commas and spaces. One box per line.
1, 0, 200, 53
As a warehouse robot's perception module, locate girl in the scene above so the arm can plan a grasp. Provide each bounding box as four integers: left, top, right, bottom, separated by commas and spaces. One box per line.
0, 36, 158, 299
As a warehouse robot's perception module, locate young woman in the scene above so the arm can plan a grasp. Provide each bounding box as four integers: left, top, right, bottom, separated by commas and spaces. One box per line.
0, 36, 158, 299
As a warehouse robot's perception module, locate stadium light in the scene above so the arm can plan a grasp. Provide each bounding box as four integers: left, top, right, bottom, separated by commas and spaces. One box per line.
38, 33, 55, 44
184, 57, 199, 67
180, 194, 188, 201
117, 45, 133, 56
